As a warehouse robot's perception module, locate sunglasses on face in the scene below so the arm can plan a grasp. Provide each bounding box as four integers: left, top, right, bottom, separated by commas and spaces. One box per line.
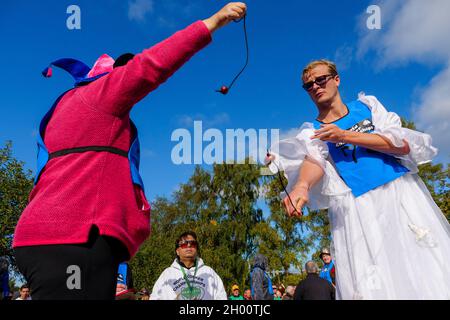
302, 74, 335, 91
177, 240, 198, 249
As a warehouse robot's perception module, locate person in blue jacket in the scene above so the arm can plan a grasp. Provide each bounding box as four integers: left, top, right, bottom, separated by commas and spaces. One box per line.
319, 248, 335, 286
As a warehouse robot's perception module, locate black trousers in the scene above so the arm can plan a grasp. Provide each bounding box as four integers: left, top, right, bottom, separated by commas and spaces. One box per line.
14, 226, 128, 300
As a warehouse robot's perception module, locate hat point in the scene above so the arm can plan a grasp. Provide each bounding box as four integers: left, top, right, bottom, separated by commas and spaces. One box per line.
42, 66, 53, 78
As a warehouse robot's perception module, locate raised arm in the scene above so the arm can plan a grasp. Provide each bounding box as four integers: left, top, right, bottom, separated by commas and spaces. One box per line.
78, 2, 247, 117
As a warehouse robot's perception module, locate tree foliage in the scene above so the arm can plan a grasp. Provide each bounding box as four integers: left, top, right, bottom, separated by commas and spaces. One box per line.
258, 174, 311, 286
0, 141, 34, 271
130, 163, 267, 293
402, 119, 449, 221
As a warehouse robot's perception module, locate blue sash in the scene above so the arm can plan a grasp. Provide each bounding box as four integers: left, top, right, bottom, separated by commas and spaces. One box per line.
313, 100, 408, 197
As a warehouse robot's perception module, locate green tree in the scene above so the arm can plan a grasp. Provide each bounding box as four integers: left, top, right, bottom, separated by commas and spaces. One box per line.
417, 162, 449, 222
402, 119, 449, 221
130, 162, 266, 293
0, 141, 34, 271
303, 209, 332, 262
257, 173, 312, 286
209, 162, 264, 290
129, 197, 182, 292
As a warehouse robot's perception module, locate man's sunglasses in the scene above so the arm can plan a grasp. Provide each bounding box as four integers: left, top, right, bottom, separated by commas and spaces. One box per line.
177, 240, 198, 249
302, 74, 336, 91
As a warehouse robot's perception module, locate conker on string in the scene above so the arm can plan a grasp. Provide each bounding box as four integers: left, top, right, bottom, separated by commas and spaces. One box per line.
216, 85, 229, 95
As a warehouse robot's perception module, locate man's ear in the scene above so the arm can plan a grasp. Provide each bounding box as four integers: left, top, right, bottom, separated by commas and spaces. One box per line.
334, 74, 340, 87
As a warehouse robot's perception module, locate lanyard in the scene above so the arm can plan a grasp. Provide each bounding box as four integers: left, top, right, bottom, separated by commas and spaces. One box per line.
179, 259, 198, 293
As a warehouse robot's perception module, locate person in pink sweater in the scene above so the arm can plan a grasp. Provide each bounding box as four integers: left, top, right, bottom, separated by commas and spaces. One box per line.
13, 2, 247, 300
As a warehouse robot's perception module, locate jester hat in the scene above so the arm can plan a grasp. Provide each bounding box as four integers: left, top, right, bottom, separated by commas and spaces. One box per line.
41, 54, 115, 86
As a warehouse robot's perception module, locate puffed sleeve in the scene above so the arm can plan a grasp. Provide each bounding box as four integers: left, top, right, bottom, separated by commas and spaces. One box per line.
357, 93, 438, 173
268, 123, 351, 210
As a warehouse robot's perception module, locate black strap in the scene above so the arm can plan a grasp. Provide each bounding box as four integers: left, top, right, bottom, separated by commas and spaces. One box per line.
228, 15, 249, 90
48, 146, 128, 160
340, 145, 358, 163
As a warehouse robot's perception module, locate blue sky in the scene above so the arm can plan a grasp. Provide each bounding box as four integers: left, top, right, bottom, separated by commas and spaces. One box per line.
1, 0, 448, 207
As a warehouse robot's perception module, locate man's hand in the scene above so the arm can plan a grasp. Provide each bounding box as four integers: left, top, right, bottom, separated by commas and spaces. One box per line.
283, 184, 309, 218
312, 124, 346, 143
267, 153, 309, 217
203, 2, 247, 34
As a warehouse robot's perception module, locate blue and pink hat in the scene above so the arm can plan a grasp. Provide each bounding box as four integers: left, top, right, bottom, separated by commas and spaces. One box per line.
42, 54, 115, 86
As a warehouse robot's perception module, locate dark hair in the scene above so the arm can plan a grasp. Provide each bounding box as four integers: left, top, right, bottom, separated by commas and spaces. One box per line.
175, 231, 200, 257
175, 231, 198, 248
20, 284, 29, 291
113, 53, 135, 68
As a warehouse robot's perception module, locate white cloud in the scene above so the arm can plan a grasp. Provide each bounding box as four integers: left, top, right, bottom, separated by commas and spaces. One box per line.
128, 0, 201, 27
357, 0, 450, 160
141, 147, 156, 158
412, 65, 450, 160
358, 0, 450, 67
157, 16, 176, 29
334, 45, 354, 71
161, 0, 200, 18
128, 0, 154, 22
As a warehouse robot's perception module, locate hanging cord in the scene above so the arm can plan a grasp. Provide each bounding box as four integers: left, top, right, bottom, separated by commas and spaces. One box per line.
216, 15, 249, 94
266, 151, 304, 219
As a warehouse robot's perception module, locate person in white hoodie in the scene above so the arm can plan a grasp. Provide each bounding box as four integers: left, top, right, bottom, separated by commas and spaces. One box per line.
150, 231, 227, 300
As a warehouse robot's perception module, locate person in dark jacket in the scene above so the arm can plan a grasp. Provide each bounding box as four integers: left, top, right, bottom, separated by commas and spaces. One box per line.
0, 257, 10, 300
250, 254, 274, 300
294, 261, 335, 300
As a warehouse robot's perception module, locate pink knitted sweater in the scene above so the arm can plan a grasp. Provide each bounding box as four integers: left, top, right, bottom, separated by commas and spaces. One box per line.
13, 21, 212, 258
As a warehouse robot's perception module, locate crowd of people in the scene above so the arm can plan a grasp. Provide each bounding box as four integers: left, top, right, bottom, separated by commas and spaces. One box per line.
110, 233, 337, 301
137, 240, 335, 301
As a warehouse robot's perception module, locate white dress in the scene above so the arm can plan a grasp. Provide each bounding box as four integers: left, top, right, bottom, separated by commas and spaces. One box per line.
268, 93, 450, 300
